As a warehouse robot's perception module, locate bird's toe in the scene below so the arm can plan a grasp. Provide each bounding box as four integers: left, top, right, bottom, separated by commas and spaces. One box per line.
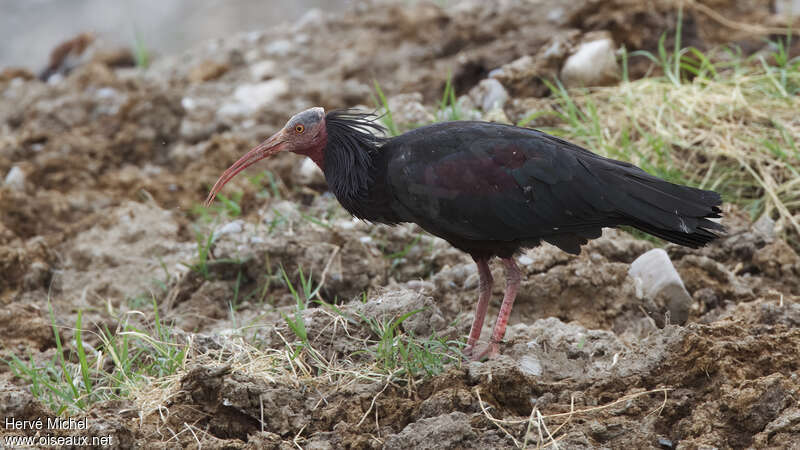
462, 345, 476, 360
469, 342, 500, 361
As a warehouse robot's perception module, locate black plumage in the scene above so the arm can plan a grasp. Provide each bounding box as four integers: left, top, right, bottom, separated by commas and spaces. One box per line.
206, 107, 724, 360
323, 110, 723, 258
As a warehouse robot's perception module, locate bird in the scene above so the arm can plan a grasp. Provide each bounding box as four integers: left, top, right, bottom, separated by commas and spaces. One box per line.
205, 107, 723, 360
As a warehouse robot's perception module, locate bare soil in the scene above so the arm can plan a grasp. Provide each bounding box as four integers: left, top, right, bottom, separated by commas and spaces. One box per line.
1, 1, 799, 448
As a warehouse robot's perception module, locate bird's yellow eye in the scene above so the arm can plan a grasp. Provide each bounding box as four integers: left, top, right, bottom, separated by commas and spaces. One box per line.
295, 124, 305, 133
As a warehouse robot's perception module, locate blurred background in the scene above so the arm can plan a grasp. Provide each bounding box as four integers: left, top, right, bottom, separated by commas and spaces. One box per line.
0, 0, 346, 69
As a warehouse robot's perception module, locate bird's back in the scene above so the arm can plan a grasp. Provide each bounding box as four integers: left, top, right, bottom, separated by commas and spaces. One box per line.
374, 121, 722, 258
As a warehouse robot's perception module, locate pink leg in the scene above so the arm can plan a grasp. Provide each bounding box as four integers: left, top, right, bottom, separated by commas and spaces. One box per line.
464, 258, 493, 358
474, 257, 521, 360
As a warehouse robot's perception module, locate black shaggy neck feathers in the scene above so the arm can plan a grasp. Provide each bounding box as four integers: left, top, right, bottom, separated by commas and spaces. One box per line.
323, 109, 388, 218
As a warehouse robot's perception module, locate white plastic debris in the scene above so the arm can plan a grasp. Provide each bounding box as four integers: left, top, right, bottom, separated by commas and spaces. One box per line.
628, 248, 692, 326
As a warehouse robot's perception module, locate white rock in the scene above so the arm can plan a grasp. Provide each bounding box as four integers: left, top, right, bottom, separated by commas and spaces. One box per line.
46, 73, 64, 84
266, 39, 293, 57
295, 157, 325, 186
517, 255, 534, 265
3, 166, 25, 191
218, 79, 289, 118
335, 219, 357, 230
547, 7, 565, 24
181, 97, 197, 111
628, 248, 692, 326
561, 36, 619, 88
95, 87, 118, 99
214, 220, 244, 239
294, 33, 310, 45
233, 79, 288, 107
296, 8, 325, 30
9, 77, 25, 89
245, 31, 264, 43
472, 78, 509, 112
249, 60, 277, 81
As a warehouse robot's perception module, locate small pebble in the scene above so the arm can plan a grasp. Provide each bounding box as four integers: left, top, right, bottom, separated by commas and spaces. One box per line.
4, 166, 25, 191
214, 220, 244, 239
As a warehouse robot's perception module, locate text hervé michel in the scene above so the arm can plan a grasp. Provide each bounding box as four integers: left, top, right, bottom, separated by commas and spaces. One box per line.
4, 416, 88, 430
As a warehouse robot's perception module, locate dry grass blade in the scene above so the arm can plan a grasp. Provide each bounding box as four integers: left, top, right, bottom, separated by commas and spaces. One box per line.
476, 387, 521, 448
476, 387, 672, 448
535, 64, 800, 246
357, 370, 400, 427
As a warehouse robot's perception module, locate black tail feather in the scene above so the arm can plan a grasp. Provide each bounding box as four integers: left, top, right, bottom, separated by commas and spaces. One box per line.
613, 172, 724, 248
625, 216, 722, 248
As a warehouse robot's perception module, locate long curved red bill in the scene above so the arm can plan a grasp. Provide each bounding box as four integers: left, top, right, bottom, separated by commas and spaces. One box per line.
204, 133, 285, 207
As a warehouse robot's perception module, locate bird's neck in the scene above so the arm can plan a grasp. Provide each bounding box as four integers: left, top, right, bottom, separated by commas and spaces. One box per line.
321, 136, 376, 218
318, 111, 392, 220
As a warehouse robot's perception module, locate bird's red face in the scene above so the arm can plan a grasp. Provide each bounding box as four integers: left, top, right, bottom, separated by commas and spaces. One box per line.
204, 107, 327, 206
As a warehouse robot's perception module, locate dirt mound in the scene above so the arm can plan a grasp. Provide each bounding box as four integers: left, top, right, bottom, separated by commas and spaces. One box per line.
119, 306, 798, 448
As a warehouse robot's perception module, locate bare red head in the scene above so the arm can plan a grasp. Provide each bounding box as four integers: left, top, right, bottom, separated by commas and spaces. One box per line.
204, 107, 327, 207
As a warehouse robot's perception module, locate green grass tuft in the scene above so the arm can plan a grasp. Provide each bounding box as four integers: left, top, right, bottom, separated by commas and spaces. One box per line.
7, 297, 187, 414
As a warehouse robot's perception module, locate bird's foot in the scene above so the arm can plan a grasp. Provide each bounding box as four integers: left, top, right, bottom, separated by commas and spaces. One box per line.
463, 344, 476, 360
463, 341, 500, 361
